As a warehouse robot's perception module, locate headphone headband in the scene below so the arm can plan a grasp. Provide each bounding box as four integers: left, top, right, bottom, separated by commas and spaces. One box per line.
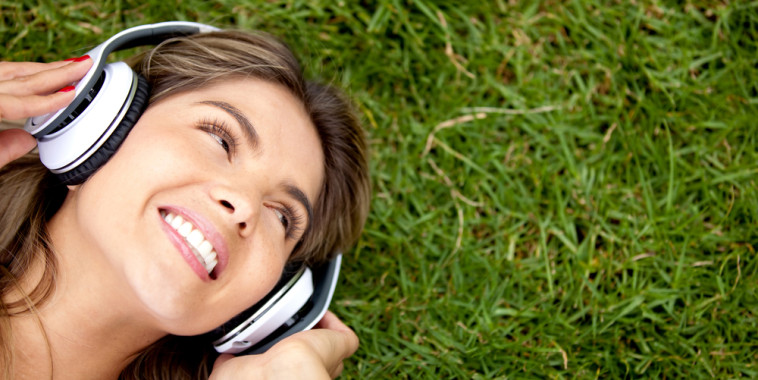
25, 21, 219, 137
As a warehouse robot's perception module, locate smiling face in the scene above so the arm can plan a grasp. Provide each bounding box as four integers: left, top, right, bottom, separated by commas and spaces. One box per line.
57, 78, 324, 335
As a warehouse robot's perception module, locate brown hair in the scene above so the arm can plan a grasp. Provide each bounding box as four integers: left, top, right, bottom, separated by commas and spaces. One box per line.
0, 30, 370, 379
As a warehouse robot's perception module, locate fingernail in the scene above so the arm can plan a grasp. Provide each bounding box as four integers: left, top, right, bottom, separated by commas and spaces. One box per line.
58, 86, 76, 93
64, 55, 91, 62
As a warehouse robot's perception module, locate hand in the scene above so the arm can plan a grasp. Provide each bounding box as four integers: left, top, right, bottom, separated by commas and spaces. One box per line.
210, 311, 360, 379
0, 58, 92, 167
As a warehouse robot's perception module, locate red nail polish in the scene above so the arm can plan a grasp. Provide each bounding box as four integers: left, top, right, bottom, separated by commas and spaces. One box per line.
58, 86, 76, 93
64, 55, 91, 62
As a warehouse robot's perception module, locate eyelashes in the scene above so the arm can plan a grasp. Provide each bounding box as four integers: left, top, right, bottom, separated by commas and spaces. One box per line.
197, 118, 238, 156
276, 202, 306, 240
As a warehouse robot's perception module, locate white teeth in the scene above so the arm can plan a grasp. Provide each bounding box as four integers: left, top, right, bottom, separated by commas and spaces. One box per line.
199, 245, 216, 267
206, 257, 218, 271
187, 229, 204, 246
161, 210, 219, 276
178, 222, 193, 237
198, 240, 214, 256
170, 215, 184, 229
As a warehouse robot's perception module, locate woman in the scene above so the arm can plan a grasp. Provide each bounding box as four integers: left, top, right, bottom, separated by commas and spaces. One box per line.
0, 29, 370, 379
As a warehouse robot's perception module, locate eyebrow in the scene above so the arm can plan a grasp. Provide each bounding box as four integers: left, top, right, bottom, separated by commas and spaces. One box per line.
197, 100, 259, 150
285, 183, 314, 234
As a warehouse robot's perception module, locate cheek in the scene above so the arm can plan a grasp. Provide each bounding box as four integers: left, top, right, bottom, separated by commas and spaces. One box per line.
97, 125, 196, 188
224, 240, 288, 301
168, 257, 286, 335
68, 126, 193, 242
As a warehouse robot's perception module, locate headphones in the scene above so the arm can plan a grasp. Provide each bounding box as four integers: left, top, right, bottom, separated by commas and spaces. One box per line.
211, 254, 342, 354
25, 21, 222, 184
23, 22, 342, 354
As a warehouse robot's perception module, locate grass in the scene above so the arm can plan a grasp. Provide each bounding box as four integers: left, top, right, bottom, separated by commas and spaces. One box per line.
2, 0, 757, 378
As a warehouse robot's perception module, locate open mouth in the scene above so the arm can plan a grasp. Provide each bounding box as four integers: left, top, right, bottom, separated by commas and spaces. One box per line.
160, 209, 218, 278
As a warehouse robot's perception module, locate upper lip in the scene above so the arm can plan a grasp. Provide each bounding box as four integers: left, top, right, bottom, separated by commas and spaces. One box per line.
159, 205, 229, 278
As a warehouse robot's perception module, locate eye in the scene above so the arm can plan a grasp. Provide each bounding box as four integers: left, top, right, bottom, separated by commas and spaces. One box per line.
273, 208, 290, 230
197, 119, 237, 155
270, 204, 304, 240
209, 132, 230, 152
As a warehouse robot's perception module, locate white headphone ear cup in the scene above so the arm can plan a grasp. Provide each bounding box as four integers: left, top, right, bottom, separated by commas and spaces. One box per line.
36, 62, 138, 176
220, 268, 313, 353
209, 266, 314, 354
56, 72, 150, 185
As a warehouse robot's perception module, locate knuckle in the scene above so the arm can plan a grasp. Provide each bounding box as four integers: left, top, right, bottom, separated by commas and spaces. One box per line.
285, 340, 316, 356
14, 74, 31, 83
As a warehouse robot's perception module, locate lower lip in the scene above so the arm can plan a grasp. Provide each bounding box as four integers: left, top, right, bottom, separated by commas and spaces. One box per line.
159, 214, 212, 282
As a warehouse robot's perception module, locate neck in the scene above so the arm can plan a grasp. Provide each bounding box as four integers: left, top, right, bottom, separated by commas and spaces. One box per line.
10, 200, 166, 380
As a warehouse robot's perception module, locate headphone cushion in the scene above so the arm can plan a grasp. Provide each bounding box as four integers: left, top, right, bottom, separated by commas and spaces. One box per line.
56, 73, 151, 185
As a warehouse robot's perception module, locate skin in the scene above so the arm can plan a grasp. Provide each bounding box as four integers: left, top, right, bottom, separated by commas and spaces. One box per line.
0, 60, 88, 165
1, 59, 359, 379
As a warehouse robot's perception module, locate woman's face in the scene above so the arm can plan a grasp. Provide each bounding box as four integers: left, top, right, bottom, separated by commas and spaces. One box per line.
61, 78, 324, 335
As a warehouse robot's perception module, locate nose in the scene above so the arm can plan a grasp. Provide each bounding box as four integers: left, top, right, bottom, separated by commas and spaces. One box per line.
209, 185, 258, 237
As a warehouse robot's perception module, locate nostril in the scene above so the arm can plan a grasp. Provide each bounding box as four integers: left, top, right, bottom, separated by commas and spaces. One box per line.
220, 200, 234, 211
239, 222, 247, 229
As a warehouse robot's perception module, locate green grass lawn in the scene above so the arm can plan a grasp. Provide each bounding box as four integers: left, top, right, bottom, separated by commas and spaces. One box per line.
3, 0, 757, 378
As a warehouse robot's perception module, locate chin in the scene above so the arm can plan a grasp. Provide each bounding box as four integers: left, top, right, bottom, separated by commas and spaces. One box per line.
131, 290, 218, 335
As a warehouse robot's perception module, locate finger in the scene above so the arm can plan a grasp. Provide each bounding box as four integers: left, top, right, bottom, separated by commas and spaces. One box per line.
0, 129, 36, 167
287, 315, 358, 374
329, 361, 344, 379
0, 91, 75, 121
316, 312, 359, 376
316, 311, 359, 356
316, 311, 358, 336
0, 60, 72, 81
0, 58, 92, 96
304, 329, 357, 377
